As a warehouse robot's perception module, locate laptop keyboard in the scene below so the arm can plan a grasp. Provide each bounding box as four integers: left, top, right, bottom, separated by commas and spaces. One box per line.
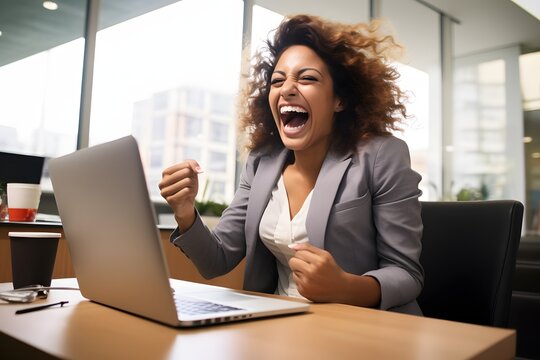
175, 297, 242, 316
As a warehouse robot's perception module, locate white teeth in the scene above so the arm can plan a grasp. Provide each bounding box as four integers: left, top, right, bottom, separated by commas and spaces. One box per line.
280, 106, 307, 114
285, 122, 306, 130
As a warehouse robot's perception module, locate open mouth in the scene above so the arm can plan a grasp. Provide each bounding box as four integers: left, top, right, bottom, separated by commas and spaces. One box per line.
280, 105, 309, 129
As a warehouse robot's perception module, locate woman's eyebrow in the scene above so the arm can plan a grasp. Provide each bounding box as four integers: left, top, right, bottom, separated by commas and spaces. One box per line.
271, 70, 286, 77
299, 67, 323, 76
271, 68, 323, 76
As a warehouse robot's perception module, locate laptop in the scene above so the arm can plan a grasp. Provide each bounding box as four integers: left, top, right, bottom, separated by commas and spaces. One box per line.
48, 135, 309, 327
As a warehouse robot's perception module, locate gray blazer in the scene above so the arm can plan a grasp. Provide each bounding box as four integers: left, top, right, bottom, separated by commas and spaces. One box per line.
171, 135, 424, 315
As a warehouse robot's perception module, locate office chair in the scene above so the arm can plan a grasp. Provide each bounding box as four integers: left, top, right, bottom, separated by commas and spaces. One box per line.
417, 200, 523, 328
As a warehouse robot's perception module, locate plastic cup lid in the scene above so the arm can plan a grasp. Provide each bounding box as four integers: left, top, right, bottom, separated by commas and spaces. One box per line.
8, 232, 61, 238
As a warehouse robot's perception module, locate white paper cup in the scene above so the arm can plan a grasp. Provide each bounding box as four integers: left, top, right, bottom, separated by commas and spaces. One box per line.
7, 183, 42, 222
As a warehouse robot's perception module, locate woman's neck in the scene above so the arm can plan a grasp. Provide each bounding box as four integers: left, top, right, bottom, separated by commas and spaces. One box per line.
289, 141, 331, 179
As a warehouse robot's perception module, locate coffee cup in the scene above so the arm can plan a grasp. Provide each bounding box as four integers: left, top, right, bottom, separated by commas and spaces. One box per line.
7, 183, 41, 222
9, 232, 61, 289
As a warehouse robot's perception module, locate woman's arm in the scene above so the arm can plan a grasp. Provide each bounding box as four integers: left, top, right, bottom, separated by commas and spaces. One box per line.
363, 136, 424, 310
167, 153, 260, 279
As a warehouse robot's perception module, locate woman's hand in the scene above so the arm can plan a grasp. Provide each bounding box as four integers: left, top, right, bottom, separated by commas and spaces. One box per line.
289, 243, 381, 307
288, 243, 348, 302
159, 160, 202, 231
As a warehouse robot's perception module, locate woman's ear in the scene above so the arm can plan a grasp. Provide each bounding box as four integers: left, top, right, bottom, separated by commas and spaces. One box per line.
334, 98, 345, 113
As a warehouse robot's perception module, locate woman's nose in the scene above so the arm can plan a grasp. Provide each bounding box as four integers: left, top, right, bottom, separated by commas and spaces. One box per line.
280, 77, 297, 98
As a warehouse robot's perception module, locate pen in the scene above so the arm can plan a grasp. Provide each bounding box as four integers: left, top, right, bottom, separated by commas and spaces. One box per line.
15, 301, 69, 315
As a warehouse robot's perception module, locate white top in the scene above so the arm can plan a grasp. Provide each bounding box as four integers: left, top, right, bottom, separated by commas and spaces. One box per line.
259, 175, 313, 299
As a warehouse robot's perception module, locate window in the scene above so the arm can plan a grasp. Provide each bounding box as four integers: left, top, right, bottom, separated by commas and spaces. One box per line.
90, 0, 243, 201
186, 88, 205, 109
210, 121, 229, 143
520, 52, 540, 111
520, 51, 540, 233
152, 116, 166, 141
453, 59, 507, 199
153, 92, 168, 111
394, 63, 432, 199
183, 146, 201, 161
208, 151, 227, 172
210, 180, 226, 201
150, 147, 163, 168
0, 3, 86, 190
210, 93, 233, 115
380, 0, 442, 201
185, 116, 203, 138
453, 47, 524, 207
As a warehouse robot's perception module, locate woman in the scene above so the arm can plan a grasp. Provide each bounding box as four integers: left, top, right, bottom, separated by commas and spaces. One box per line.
159, 14, 424, 314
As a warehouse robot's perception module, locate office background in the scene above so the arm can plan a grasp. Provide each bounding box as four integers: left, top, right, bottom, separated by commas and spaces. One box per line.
0, 0, 540, 233
1, 1, 540, 358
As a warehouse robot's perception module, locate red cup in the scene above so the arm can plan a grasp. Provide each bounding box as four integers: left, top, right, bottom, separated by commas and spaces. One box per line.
7, 183, 41, 222
8, 208, 38, 222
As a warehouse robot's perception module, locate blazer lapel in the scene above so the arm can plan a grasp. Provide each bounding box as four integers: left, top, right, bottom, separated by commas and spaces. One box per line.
306, 149, 352, 249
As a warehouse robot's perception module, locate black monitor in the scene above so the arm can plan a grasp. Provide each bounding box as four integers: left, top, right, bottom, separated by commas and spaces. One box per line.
0, 151, 45, 185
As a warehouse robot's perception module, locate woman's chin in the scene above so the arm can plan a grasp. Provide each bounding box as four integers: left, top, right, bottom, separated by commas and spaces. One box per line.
280, 137, 308, 151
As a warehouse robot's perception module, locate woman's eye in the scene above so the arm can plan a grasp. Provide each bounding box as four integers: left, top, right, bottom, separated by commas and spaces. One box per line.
301, 76, 317, 82
270, 78, 284, 86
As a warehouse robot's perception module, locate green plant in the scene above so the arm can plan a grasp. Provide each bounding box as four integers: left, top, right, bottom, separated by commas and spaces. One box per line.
195, 200, 228, 216
456, 184, 489, 201
0, 182, 7, 220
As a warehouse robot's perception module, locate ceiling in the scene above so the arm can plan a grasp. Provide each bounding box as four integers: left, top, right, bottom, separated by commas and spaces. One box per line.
0, 0, 178, 67
426, 0, 540, 56
0, 0, 539, 68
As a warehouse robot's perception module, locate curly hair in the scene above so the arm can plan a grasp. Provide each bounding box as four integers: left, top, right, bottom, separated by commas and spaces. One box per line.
238, 14, 408, 154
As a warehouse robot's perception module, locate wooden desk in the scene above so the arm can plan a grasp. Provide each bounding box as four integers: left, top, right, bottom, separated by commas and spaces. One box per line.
0, 278, 515, 360
0, 221, 244, 289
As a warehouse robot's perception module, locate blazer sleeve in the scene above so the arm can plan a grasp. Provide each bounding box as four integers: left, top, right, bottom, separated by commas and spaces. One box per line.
362, 136, 424, 311
168, 153, 259, 279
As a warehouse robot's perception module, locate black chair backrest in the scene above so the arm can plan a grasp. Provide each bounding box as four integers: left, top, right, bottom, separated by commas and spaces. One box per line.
418, 200, 523, 327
